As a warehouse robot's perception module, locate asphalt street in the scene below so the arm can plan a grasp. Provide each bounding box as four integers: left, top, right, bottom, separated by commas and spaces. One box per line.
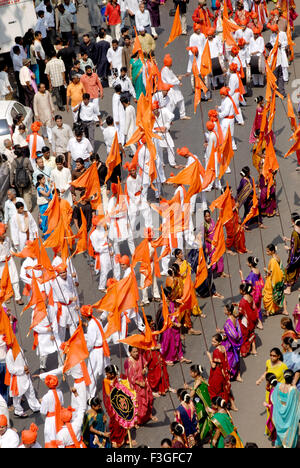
6, 0, 300, 448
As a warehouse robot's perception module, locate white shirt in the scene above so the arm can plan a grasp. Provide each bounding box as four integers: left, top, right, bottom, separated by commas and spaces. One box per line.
50, 167, 72, 205
4, 197, 28, 225
44, 10, 55, 28
218, 96, 235, 120
34, 18, 47, 38
0, 71, 11, 96
113, 75, 136, 98
135, 9, 151, 30
19, 66, 32, 86
249, 36, 265, 56
125, 0, 139, 14
79, 101, 100, 122
106, 47, 123, 73
0, 428, 19, 448
67, 137, 93, 161
102, 125, 117, 153
124, 105, 136, 139
34, 39, 46, 60
12, 54, 23, 72
207, 37, 223, 59
0, 335, 6, 362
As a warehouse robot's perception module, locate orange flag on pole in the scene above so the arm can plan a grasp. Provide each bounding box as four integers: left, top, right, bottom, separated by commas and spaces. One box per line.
61, 322, 90, 385
71, 162, 102, 211
164, 6, 182, 48
202, 142, 216, 190
287, 22, 295, 62
218, 126, 234, 179
23, 271, 48, 332
222, 1, 240, 48
178, 271, 198, 317
210, 185, 233, 225
0, 260, 14, 303
241, 178, 259, 226
132, 239, 152, 288
200, 40, 212, 78
37, 238, 56, 282
166, 159, 205, 202
43, 217, 69, 262
72, 209, 88, 256
194, 246, 208, 289
0, 305, 21, 359
287, 94, 297, 132
210, 218, 226, 266
105, 131, 121, 183
132, 27, 145, 62
263, 139, 279, 198
44, 187, 60, 235
192, 55, 208, 113
119, 308, 156, 350
284, 127, 300, 158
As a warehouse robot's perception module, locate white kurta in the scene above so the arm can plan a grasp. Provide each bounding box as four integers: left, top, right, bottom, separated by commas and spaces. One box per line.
270, 31, 289, 69
107, 195, 130, 241
161, 66, 184, 105
154, 108, 175, 149
0, 237, 21, 300
32, 306, 60, 358
40, 388, 64, 443
50, 168, 73, 206
102, 125, 117, 154
112, 93, 125, 145
57, 409, 85, 448
90, 226, 112, 290
85, 317, 110, 397
218, 96, 237, 150
10, 213, 38, 252
51, 276, 79, 331
187, 32, 206, 72
0, 428, 19, 448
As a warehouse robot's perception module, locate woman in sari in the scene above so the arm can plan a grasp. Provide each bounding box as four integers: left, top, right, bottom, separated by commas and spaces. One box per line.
210, 397, 243, 448
263, 243, 289, 316
130, 53, 146, 99
272, 369, 300, 448
174, 248, 203, 330
36, 174, 52, 239
82, 397, 111, 448
160, 283, 191, 366
207, 333, 238, 411
124, 346, 158, 426
282, 337, 300, 391
249, 96, 275, 145
263, 373, 278, 443
184, 364, 213, 442
236, 166, 264, 229
224, 187, 248, 255
175, 389, 199, 448
284, 216, 300, 295
102, 365, 131, 448
188, 244, 224, 299
238, 283, 258, 357
281, 317, 299, 348
218, 304, 243, 382
204, 210, 226, 278
240, 256, 264, 324
258, 163, 278, 219
170, 422, 188, 448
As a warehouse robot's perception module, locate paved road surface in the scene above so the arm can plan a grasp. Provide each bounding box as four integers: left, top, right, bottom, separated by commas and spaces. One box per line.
7, 1, 300, 448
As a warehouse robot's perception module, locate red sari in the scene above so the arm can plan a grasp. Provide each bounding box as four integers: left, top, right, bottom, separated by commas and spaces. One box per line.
102, 377, 127, 448
238, 297, 258, 357
143, 346, 170, 395
208, 346, 231, 403
125, 354, 154, 425
225, 196, 247, 253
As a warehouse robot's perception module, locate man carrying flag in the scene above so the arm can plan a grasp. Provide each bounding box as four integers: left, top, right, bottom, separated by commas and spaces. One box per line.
161, 54, 191, 121
0, 223, 23, 305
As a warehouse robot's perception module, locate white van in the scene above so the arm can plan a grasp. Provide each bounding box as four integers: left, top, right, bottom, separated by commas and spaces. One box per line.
0, 0, 37, 54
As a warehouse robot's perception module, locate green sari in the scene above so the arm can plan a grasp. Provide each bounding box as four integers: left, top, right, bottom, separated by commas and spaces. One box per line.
130, 57, 145, 100
193, 380, 212, 441
211, 412, 243, 448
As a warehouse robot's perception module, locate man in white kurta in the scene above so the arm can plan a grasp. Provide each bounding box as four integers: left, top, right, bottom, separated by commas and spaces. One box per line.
89, 216, 112, 292
187, 25, 206, 76
122, 97, 136, 155
81, 306, 110, 398
161, 54, 190, 120
269, 27, 289, 82
31, 304, 61, 371
249, 30, 265, 86
218, 87, 237, 150
51, 265, 79, 342
0, 226, 22, 304
0, 415, 19, 448
101, 117, 118, 154
152, 102, 176, 167
206, 29, 224, 90
121, 258, 145, 332
10, 205, 38, 253
39, 375, 64, 443
112, 86, 125, 145
140, 230, 160, 306
124, 163, 152, 230
138, 141, 166, 201
204, 122, 223, 192
228, 64, 244, 125
50, 159, 73, 206
6, 349, 41, 417
57, 406, 86, 448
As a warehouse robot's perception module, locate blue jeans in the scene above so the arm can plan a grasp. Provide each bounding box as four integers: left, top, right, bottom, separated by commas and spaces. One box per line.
0, 361, 9, 404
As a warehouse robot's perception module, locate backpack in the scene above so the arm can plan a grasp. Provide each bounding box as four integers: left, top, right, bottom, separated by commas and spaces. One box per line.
15, 158, 30, 189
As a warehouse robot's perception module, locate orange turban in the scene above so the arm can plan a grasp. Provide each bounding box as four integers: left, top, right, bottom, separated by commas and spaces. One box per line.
0, 415, 7, 426
144, 227, 154, 240
193, 23, 201, 32
152, 100, 160, 111
207, 27, 216, 36
176, 146, 190, 157
80, 305, 93, 318
208, 109, 218, 119
250, 12, 258, 19
123, 161, 137, 171
238, 38, 246, 47
240, 19, 248, 26
45, 375, 59, 389
0, 223, 6, 236
220, 86, 230, 96
231, 46, 240, 56
31, 121, 42, 133
253, 27, 261, 34
55, 263, 67, 274
156, 81, 172, 92
61, 406, 75, 424
206, 121, 215, 131
111, 183, 118, 195
269, 24, 279, 32
229, 63, 238, 72
21, 423, 38, 445
163, 54, 172, 67
92, 215, 104, 226
118, 255, 130, 266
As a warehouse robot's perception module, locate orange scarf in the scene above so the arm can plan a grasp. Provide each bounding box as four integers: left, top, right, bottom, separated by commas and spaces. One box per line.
92, 317, 110, 357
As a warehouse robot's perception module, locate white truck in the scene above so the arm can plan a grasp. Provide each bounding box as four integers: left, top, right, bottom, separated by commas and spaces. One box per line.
0, 0, 37, 54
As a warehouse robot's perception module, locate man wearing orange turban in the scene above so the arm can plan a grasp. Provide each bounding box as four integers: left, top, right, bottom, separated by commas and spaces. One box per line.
27, 121, 45, 166
89, 214, 112, 293
57, 406, 86, 448
0, 414, 20, 447
124, 161, 152, 233
40, 374, 64, 444
249, 25, 265, 87
152, 97, 178, 168
269, 23, 289, 86
20, 423, 41, 448
161, 54, 191, 121
186, 23, 206, 89
206, 26, 225, 92
218, 87, 238, 150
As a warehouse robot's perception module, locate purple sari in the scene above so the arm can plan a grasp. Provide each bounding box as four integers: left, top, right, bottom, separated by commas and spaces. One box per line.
205, 219, 224, 276
160, 302, 183, 363
222, 318, 243, 381
259, 174, 277, 217
245, 271, 265, 321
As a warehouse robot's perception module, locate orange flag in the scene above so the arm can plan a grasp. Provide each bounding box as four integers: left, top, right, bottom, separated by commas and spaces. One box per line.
192, 56, 208, 113
13, 239, 39, 259
44, 188, 60, 235
178, 271, 198, 316
93, 271, 139, 338
37, 238, 56, 282
72, 209, 88, 256
241, 178, 259, 226
210, 185, 233, 225
200, 40, 212, 77
194, 246, 208, 289
287, 94, 297, 132
61, 322, 89, 376
43, 217, 69, 262
0, 305, 21, 359
287, 22, 295, 62
202, 142, 216, 190
222, 2, 240, 48
119, 308, 156, 350
105, 132, 121, 183
166, 159, 205, 203
23, 271, 48, 331
153, 287, 172, 335
0, 260, 14, 303
284, 127, 300, 158
164, 6, 182, 48
218, 126, 234, 179
132, 27, 144, 62
132, 239, 152, 288
210, 218, 226, 266
263, 139, 279, 198
71, 162, 102, 211
268, 91, 276, 133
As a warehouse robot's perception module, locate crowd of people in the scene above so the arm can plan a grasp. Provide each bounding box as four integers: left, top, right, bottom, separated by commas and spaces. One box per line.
0, 0, 299, 450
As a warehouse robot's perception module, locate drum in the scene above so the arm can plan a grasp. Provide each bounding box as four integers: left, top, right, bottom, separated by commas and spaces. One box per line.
212, 57, 226, 77
250, 55, 265, 75
246, 65, 251, 84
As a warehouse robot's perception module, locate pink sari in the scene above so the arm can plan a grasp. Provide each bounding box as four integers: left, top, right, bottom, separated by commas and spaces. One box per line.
249, 105, 276, 145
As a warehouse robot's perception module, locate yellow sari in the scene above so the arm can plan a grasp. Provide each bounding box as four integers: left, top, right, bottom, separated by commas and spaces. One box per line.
263, 257, 285, 315
179, 260, 202, 317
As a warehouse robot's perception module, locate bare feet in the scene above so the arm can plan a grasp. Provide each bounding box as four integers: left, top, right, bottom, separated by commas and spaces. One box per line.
259, 223, 268, 229
150, 415, 158, 422
166, 361, 174, 366
226, 250, 237, 256
153, 392, 160, 398
221, 272, 230, 278
168, 387, 177, 393
213, 292, 225, 299
187, 329, 202, 335
236, 376, 243, 383
180, 358, 192, 364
